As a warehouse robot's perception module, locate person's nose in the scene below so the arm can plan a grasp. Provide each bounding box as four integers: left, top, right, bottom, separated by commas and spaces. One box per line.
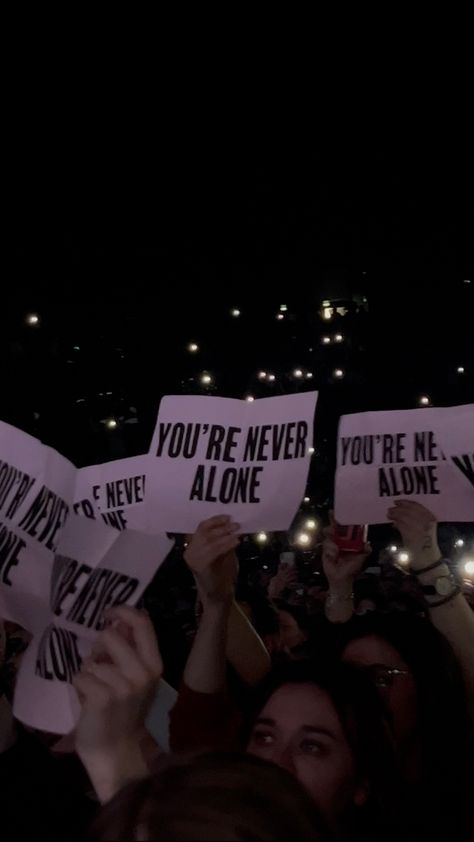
270, 744, 296, 776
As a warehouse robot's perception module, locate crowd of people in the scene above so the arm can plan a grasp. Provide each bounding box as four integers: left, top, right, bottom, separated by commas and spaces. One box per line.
1, 499, 473, 840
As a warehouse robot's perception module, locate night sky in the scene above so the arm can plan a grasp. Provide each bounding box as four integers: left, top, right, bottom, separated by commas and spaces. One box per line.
3, 143, 473, 510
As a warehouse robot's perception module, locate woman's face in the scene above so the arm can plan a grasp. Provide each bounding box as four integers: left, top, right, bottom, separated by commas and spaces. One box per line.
247, 683, 366, 833
342, 634, 418, 748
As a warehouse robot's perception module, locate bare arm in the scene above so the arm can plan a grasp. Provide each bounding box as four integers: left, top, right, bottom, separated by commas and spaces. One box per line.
390, 500, 474, 718
322, 528, 370, 624
226, 600, 271, 687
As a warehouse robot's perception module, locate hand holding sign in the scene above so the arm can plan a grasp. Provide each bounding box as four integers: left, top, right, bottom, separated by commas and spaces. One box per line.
74, 606, 162, 802
388, 500, 440, 571
184, 516, 239, 605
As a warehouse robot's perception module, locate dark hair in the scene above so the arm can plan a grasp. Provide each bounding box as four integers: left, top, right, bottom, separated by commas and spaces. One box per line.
337, 613, 470, 836
244, 660, 404, 836
91, 752, 326, 842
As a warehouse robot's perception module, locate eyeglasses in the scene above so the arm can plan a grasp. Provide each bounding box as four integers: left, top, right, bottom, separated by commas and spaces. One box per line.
363, 665, 409, 689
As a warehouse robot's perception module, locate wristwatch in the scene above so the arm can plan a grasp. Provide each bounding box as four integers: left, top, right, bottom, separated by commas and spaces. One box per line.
420, 570, 459, 600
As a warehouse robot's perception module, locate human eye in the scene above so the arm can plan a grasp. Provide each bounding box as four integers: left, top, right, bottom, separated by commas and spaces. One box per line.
300, 738, 325, 756
250, 730, 275, 747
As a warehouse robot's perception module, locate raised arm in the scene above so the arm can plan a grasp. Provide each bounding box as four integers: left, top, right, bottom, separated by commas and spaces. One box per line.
183, 516, 240, 694
74, 606, 162, 803
323, 526, 370, 624
390, 500, 474, 718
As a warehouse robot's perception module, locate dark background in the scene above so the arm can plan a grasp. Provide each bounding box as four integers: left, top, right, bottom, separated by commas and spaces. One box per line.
2, 142, 473, 508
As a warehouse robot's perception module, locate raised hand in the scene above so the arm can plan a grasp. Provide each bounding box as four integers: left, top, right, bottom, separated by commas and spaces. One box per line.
388, 500, 440, 570
185, 516, 240, 605
74, 606, 162, 801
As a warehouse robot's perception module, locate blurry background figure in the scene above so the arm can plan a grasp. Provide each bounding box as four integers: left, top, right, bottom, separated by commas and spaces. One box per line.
91, 752, 326, 842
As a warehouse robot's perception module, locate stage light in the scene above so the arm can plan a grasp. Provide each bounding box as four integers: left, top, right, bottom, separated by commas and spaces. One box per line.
231, 309, 241, 317
295, 532, 311, 547
457, 366, 465, 374
245, 395, 255, 402
258, 371, 267, 380
455, 539, 465, 548
334, 334, 343, 343
188, 343, 199, 353
293, 369, 303, 378
398, 551, 410, 565
464, 560, 474, 576
256, 532, 268, 544
419, 395, 431, 407
26, 313, 40, 326
305, 519, 317, 531
200, 373, 213, 386
333, 368, 345, 379
106, 419, 117, 430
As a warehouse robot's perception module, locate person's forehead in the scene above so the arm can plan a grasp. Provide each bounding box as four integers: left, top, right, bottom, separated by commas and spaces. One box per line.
261, 683, 343, 732
342, 634, 409, 670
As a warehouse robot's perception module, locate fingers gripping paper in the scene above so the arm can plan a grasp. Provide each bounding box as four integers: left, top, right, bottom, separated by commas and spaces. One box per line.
335, 406, 474, 524
148, 392, 318, 533
13, 514, 173, 734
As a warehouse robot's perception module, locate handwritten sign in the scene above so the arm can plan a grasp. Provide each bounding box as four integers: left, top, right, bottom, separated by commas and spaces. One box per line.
335, 406, 474, 524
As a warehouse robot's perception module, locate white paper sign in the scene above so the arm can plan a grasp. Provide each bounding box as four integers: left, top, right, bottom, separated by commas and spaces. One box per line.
147, 393, 318, 533
431, 404, 474, 498
335, 406, 474, 524
0, 421, 76, 630
74, 455, 153, 533
13, 513, 173, 734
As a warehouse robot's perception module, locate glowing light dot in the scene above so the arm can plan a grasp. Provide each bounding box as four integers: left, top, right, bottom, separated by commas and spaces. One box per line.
333, 368, 345, 379
294, 369, 303, 378
389, 545, 398, 553
276, 313, 284, 320
398, 551, 410, 565
268, 374, 276, 382
308, 447, 315, 455
455, 539, 465, 548
296, 532, 311, 547
258, 371, 267, 380
279, 304, 288, 312
464, 560, 474, 575
26, 313, 40, 326
457, 366, 465, 374
464, 279, 471, 284
322, 336, 331, 345
334, 334, 343, 343
245, 395, 255, 402
188, 343, 199, 353
305, 519, 317, 531
256, 532, 268, 544
306, 372, 313, 379
303, 496, 310, 503
106, 419, 117, 430
419, 395, 430, 407
322, 307, 332, 320
231, 309, 241, 317
201, 373, 213, 386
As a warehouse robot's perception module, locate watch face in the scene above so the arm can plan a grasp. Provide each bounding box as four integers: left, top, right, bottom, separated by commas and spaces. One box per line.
436, 576, 454, 596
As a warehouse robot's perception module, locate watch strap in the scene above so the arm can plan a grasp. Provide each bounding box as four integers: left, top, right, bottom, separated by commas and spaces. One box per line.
414, 557, 446, 576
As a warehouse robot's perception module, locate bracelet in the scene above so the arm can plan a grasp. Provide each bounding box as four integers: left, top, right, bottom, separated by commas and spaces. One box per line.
413, 558, 445, 576
425, 587, 461, 608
